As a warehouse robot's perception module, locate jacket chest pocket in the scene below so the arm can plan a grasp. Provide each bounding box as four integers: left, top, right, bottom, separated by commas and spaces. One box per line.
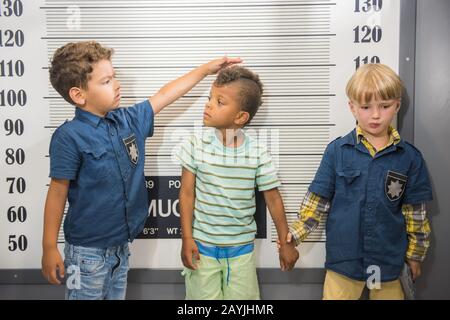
336, 170, 361, 197
81, 148, 112, 179
337, 170, 361, 184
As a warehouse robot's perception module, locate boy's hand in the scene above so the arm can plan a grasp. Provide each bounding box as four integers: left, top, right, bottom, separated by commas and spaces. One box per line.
42, 247, 65, 285
277, 231, 299, 270
149, 56, 242, 114
276, 231, 294, 251
279, 242, 299, 271
203, 57, 243, 76
181, 237, 200, 270
406, 259, 422, 281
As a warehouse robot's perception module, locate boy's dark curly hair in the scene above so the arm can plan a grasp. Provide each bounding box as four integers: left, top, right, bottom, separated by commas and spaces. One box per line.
214, 66, 263, 125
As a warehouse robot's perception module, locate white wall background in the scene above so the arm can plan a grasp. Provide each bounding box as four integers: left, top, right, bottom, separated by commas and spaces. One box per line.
0, 0, 400, 269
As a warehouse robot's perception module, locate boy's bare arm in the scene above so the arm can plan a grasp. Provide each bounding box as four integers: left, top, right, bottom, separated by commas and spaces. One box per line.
179, 168, 199, 270
149, 57, 242, 114
42, 178, 69, 284
263, 188, 299, 271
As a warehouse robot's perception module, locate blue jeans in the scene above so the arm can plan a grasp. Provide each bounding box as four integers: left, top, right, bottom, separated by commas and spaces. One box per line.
64, 242, 130, 300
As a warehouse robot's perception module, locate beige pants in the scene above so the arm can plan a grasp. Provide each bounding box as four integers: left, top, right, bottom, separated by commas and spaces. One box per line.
323, 270, 404, 300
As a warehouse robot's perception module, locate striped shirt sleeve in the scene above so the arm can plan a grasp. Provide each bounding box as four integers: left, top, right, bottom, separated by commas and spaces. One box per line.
175, 135, 198, 174
403, 203, 431, 262
256, 147, 281, 191
289, 191, 330, 246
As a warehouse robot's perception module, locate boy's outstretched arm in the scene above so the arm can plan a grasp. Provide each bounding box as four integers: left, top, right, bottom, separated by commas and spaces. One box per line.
41, 178, 69, 284
179, 167, 199, 270
149, 57, 242, 114
263, 188, 299, 271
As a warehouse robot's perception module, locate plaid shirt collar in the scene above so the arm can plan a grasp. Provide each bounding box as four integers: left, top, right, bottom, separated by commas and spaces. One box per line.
356, 125, 401, 145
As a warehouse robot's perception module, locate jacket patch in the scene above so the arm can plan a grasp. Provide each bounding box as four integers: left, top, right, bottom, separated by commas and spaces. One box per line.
385, 170, 407, 201
123, 134, 139, 165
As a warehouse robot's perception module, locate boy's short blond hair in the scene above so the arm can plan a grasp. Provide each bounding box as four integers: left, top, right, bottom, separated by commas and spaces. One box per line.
49, 41, 113, 105
346, 64, 403, 104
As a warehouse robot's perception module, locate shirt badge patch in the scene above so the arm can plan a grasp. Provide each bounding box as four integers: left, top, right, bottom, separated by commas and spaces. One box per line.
123, 134, 139, 165
385, 170, 407, 201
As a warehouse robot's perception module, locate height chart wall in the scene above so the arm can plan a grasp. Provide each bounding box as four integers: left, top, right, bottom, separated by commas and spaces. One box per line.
0, 0, 399, 269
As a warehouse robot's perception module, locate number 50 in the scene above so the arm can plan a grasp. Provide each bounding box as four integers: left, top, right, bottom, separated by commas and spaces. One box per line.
8, 235, 28, 251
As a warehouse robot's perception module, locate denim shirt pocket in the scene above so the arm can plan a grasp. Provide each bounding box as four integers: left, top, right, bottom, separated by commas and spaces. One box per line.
335, 170, 361, 198
337, 170, 361, 185
81, 147, 111, 179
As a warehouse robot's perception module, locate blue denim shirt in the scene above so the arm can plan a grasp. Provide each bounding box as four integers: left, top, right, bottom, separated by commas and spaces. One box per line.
309, 129, 432, 281
49, 100, 154, 248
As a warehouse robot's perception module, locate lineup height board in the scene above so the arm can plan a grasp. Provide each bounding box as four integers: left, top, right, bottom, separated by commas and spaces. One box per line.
0, 0, 399, 269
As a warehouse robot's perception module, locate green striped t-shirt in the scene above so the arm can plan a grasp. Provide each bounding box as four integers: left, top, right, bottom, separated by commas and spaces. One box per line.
176, 129, 280, 246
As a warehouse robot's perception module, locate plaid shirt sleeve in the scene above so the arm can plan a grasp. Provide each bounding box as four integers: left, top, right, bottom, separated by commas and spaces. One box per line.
403, 203, 431, 262
289, 191, 331, 246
